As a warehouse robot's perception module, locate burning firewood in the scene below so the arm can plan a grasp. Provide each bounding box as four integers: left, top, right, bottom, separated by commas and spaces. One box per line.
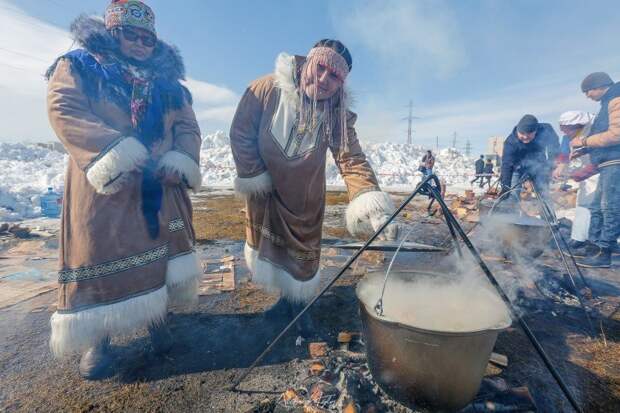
309, 380, 340, 409
308, 342, 329, 359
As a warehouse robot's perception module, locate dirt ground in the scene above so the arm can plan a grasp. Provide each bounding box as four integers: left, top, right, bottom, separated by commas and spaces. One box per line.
1, 189, 619, 412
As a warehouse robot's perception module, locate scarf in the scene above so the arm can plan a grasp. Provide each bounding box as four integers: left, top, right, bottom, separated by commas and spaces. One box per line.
113, 58, 163, 239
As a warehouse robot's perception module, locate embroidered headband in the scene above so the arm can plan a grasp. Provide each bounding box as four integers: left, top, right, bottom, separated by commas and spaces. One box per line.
305, 46, 350, 82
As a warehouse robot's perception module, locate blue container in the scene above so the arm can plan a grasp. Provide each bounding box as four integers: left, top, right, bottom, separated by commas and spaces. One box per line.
40, 187, 62, 218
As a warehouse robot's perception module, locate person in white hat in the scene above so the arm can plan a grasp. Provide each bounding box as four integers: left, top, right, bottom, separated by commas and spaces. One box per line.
555, 111, 598, 252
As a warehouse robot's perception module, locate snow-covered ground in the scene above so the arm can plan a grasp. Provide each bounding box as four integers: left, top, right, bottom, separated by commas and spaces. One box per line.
1, 131, 478, 221
0, 143, 67, 221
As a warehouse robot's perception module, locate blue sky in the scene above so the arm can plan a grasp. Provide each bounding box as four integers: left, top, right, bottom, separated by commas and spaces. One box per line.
1, 0, 619, 153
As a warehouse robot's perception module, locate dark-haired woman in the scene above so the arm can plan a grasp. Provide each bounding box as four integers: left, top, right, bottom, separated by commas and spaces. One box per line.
46, 0, 202, 379
230, 40, 397, 336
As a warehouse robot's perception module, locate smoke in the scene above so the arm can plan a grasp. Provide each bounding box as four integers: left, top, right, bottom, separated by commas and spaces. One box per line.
474, 212, 552, 310
356, 263, 511, 333
355, 206, 558, 332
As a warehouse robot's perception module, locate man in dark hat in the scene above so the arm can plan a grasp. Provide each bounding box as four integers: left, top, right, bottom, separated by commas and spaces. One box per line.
498, 114, 561, 202
571, 72, 620, 268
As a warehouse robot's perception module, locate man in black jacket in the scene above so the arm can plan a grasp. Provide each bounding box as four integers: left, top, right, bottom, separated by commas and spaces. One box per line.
499, 115, 561, 202
470, 155, 485, 187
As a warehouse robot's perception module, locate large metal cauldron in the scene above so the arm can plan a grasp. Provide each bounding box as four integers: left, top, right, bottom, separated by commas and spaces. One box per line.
478, 198, 551, 259
356, 271, 511, 412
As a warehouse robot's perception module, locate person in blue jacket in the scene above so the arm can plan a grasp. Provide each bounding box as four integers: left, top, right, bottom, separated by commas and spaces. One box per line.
499, 114, 561, 203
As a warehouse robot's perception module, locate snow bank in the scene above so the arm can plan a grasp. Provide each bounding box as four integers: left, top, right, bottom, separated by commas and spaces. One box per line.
0, 143, 67, 221
198, 131, 475, 190
1, 131, 476, 221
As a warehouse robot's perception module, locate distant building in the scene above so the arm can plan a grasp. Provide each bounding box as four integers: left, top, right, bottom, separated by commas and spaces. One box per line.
487, 136, 504, 157
485, 136, 504, 166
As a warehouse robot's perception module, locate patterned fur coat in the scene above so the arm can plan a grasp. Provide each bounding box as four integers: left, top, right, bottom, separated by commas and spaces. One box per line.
46, 15, 202, 356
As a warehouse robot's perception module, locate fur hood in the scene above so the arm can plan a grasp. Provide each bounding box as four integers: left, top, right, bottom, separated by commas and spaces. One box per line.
273, 52, 352, 110
55, 14, 186, 82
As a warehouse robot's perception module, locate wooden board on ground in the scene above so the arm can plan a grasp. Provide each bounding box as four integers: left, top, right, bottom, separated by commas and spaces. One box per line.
0, 279, 57, 310
321, 240, 446, 253
200, 256, 236, 295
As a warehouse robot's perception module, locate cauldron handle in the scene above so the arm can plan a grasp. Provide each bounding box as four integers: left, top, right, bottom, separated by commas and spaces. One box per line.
374, 225, 416, 316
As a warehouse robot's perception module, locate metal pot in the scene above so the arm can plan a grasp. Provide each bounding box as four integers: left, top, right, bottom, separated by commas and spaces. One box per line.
480, 213, 551, 259
356, 271, 511, 412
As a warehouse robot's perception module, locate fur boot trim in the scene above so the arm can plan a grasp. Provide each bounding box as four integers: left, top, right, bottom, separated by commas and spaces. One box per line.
50, 285, 167, 357
244, 243, 320, 304
166, 251, 201, 308
157, 150, 202, 192
86, 137, 148, 195
234, 171, 273, 199
345, 190, 395, 236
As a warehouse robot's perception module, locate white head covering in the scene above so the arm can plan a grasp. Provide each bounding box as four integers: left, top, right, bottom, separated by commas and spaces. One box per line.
558, 111, 595, 126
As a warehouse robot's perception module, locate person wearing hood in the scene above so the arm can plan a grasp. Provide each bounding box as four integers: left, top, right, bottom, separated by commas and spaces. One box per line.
554, 111, 598, 252
571, 72, 620, 268
499, 114, 561, 203
229, 40, 398, 337
46, 0, 202, 379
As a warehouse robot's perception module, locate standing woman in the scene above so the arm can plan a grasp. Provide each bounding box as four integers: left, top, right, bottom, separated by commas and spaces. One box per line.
46, 0, 202, 379
230, 39, 397, 336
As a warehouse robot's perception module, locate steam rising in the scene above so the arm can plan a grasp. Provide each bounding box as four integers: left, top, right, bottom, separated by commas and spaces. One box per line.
357, 270, 511, 333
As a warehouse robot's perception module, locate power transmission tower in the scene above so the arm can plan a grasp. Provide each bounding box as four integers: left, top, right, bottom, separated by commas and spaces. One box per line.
402, 100, 420, 145
464, 139, 472, 157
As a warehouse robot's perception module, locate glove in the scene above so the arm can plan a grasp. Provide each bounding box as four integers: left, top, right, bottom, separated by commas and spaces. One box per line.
370, 214, 399, 241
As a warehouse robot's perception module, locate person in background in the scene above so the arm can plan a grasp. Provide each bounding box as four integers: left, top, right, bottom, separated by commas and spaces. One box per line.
483, 158, 495, 189
471, 155, 485, 187
553, 111, 597, 253
46, 0, 202, 379
572, 72, 620, 268
499, 114, 561, 204
421, 150, 436, 177
229, 39, 398, 337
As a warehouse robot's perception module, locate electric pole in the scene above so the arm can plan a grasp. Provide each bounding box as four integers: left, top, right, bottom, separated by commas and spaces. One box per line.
402, 100, 420, 145
435, 136, 439, 152
452, 132, 457, 148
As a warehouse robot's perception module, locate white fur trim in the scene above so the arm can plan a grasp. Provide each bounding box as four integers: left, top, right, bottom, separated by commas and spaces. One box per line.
234, 171, 273, 199
157, 150, 202, 192
86, 137, 148, 195
166, 251, 201, 308
274, 52, 299, 109
244, 243, 320, 304
345, 190, 395, 236
50, 285, 167, 357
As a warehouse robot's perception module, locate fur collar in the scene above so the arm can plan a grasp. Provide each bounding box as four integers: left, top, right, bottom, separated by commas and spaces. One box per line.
68, 14, 185, 82
273, 52, 352, 110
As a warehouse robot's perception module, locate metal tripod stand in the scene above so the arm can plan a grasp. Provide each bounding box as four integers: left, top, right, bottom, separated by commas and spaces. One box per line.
229, 174, 583, 413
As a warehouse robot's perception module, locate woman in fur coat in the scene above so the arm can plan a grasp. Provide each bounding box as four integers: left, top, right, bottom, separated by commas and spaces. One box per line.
230, 39, 398, 336
46, 0, 202, 379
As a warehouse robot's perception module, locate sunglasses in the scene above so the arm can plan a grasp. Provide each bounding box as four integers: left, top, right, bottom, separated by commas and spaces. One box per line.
119, 28, 157, 48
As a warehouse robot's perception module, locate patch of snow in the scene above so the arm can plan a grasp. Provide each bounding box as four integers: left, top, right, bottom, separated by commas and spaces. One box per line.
2, 131, 480, 221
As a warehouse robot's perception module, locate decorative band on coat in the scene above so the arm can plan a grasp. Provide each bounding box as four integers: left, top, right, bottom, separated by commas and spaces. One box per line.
168, 217, 185, 232
58, 244, 169, 283
248, 223, 319, 261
